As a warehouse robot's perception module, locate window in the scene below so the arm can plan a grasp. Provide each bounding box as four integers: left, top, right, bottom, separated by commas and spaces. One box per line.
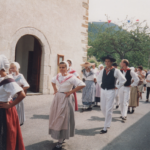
57, 54, 64, 65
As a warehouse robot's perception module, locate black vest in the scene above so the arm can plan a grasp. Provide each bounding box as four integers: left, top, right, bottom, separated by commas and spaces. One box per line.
101, 68, 116, 90
121, 70, 132, 86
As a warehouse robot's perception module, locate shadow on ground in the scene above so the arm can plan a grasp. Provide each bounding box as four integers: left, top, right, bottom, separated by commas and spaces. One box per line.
101, 111, 150, 150
30, 115, 49, 120
75, 127, 103, 136
88, 116, 122, 123
25, 140, 66, 150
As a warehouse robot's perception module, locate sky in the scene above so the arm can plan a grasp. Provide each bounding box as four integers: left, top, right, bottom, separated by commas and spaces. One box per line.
89, 0, 150, 26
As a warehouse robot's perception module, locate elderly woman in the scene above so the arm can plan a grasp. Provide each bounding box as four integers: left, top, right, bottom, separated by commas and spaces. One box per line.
0, 55, 25, 150
9, 62, 30, 126
81, 62, 96, 112
49, 61, 85, 150
94, 64, 104, 107
67, 59, 80, 111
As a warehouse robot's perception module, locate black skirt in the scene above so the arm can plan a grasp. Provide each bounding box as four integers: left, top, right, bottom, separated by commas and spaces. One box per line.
0, 108, 7, 150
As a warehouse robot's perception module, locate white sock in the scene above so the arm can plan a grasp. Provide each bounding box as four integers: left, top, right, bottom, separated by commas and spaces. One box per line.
103, 127, 107, 131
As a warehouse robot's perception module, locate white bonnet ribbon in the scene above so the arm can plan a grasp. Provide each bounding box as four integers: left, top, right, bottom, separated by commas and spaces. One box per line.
0, 54, 10, 71
61, 61, 69, 70
12, 62, 20, 71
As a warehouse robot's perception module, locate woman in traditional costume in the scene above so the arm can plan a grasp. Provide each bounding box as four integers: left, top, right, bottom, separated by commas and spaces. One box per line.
9, 62, 30, 126
0, 55, 26, 150
67, 59, 80, 111
49, 61, 85, 150
81, 62, 96, 112
67, 59, 80, 78
94, 64, 104, 107
128, 67, 140, 113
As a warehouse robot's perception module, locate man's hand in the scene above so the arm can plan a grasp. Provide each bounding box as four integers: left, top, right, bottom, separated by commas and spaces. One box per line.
0, 102, 12, 109
114, 87, 118, 89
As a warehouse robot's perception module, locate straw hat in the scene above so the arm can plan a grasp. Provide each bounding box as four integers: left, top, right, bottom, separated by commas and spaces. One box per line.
80, 62, 95, 67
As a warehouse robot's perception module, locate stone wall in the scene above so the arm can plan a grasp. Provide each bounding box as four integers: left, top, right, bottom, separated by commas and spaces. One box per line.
0, 0, 89, 94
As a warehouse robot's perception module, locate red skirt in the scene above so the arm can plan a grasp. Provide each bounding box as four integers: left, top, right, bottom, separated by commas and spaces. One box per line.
73, 92, 78, 111
0, 103, 25, 150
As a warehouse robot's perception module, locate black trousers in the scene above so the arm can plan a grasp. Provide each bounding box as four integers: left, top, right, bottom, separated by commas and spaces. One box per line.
146, 87, 150, 99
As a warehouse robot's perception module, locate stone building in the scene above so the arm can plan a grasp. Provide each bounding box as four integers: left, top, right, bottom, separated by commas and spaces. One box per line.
0, 0, 89, 94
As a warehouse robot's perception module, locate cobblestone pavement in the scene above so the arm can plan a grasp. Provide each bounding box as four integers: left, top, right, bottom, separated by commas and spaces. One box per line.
22, 92, 150, 150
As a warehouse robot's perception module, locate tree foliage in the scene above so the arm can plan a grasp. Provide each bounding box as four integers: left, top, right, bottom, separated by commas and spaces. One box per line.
88, 18, 150, 68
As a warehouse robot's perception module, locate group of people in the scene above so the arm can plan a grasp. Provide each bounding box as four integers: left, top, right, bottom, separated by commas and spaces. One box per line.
0, 55, 29, 150
0, 53, 149, 150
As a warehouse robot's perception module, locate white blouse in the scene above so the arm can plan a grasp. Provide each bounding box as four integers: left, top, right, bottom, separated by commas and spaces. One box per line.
13, 73, 29, 88
67, 67, 79, 77
51, 73, 85, 92
0, 75, 23, 102
82, 71, 96, 81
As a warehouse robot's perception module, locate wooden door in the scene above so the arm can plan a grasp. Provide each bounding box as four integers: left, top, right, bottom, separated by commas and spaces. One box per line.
27, 38, 42, 92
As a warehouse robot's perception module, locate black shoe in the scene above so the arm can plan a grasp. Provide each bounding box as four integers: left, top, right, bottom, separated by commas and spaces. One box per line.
80, 108, 84, 113
86, 107, 92, 111
131, 110, 135, 114
93, 105, 100, 107
146, 100, 149, 103
100, 130, 107, 134
116, 105, 119, 109
53, 143, 62, 150
20, 123, 24, 126
127, 110, 130, 114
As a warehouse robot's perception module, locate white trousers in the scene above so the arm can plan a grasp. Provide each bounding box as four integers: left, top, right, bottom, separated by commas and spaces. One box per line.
115, 89, 119, 106
119, 86, 130, 117
101, 89, 116, 128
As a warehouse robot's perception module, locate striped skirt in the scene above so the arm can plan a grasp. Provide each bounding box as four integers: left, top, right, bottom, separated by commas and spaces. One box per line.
49, 93, 75, 140
0, 103, 25, 150
82, 80, 95, 105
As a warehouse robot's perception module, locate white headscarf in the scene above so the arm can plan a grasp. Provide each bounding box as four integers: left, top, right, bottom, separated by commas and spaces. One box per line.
67, 59, 73, 66
130, 67, 135, 71
0, 54, 10, 71
61, 61, 69, 70
12, 62, 20, 71
98, 64, 104, 69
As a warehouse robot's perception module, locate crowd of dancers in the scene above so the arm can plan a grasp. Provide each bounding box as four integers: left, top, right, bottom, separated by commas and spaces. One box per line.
0, 54, 149, 150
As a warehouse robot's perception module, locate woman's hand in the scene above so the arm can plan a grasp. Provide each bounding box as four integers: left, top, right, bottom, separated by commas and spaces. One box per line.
0, 102, 12, 109
54, 89, 58, 95
64, 92, 71, 97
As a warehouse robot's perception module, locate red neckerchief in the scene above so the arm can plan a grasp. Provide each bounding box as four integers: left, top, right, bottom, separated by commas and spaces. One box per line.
105, 66, 114, 75
121, 68, 130, 73
69, 70, 76, 74
56, 73, 73, 84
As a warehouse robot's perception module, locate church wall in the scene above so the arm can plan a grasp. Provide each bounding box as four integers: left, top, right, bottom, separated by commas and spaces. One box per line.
0, 0, 89, 94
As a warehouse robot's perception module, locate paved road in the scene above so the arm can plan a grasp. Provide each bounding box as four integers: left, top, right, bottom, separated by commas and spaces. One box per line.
22, 93, 150, 150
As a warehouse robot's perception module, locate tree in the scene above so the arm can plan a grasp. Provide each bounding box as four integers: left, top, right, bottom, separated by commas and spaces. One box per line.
88, 18, 150, 68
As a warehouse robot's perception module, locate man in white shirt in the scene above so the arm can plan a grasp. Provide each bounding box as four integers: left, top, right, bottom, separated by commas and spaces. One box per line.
97, 55, 126, 134
119, 59, 139, 122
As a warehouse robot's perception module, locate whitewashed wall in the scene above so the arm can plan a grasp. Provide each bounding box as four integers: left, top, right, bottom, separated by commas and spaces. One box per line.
0, 0, 89, 94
